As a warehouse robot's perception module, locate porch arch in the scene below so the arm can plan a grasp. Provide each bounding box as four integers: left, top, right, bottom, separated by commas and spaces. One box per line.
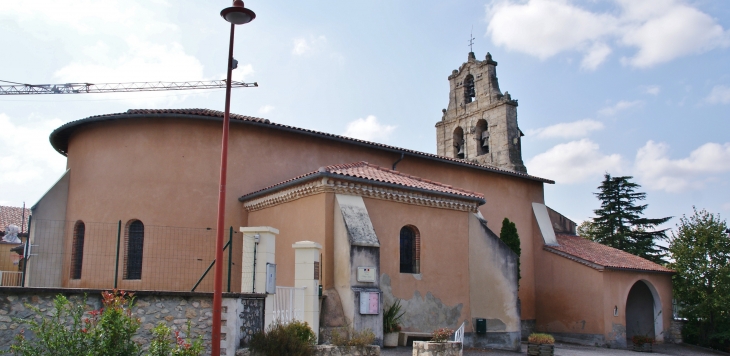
625, 279, 664, 341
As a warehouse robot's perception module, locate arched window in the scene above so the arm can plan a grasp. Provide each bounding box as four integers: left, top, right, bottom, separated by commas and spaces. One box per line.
464, 74, 475, 103
399, 225, 420, 274
124, 220, 144, 280
453, 127, 465, 159
70, 221, 85, 279
475, 119, 489, 155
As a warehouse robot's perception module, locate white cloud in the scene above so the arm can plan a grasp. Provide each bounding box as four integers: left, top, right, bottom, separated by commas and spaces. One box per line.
643, 85, 661, 95
487, 0, 615, 60
598, 100, 643, 116
292, 35, 327, 56
526, 139, 623, 183
343, 115, 396, 142
0, 113, 66, 188
2, 1, 212, 105
581, 42, 612, 70
705, 85, 730, 104
485, 0, 730, 69
528, 119, 604, 139
634, 141, 730, 192
618, 0, 730, 68
258, 105, 275, 114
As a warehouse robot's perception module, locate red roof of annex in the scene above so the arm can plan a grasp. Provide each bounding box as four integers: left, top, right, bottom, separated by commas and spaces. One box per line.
545, 234, 673, 273
240, 161, 485, 202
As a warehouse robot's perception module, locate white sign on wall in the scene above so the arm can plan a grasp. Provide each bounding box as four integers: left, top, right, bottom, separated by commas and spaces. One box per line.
359, 291, 379, 315
357, 267, 376, 283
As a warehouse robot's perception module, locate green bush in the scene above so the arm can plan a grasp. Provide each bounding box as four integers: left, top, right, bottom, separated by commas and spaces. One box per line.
7, 290, 140, 356
148, 321, 204, 356
249, 320, 316, 356
330, 327, 375, 347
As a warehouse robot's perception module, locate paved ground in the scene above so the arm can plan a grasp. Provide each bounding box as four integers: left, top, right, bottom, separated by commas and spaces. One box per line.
381, 342, 727, 356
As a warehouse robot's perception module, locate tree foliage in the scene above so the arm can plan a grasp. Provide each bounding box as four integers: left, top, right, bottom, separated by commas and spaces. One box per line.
668, 208, 730, 351
587, 174, 671, 263
500, 218, 521, 281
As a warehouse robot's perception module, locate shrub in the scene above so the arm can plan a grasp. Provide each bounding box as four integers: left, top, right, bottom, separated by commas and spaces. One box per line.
383, 299, 405, 334
431, 328, 453, 343
527, 333, 555, 345
330, 327, 375, 347
7, 290, 141, 356
148, 321, 205, 356
249, 321, 315, 356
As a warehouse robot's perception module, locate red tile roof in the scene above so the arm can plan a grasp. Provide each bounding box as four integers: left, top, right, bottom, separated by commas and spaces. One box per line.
0, 205, 31, 233
50, 108, 553, 184
545, 234, 673, 273
240, 161, 485, 203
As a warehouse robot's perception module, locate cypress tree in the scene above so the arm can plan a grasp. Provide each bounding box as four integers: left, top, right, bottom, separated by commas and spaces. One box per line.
590, 174, 671, 264
500, 218, 521, 281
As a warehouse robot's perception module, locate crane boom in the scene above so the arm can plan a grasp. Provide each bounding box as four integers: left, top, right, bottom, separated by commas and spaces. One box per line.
0, 80, 257, 95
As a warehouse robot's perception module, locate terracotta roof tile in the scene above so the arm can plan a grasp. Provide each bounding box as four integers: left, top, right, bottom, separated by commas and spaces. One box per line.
51, 109, 553, 184
240, 161, 485, 202
545, 234, 673, 273
0, 205, 31, 233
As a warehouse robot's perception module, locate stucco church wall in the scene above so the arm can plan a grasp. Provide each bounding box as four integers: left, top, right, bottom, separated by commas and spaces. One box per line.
59, 115, 544, 314
363, 198, 470, 332
534, 248, 606, 342
247, 193, 330, 289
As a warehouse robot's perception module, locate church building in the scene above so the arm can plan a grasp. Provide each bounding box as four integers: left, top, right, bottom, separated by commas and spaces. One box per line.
26, 52, 673, 349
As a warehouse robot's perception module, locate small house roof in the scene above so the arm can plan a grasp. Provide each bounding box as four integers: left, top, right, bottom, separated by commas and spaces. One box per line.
240, 161, 485, 204
544, 234, 674, 273
0, 205, 31, 233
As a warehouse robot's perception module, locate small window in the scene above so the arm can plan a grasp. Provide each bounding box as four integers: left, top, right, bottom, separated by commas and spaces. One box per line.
464, 74, 475, 103
124, 220, 144, 280
70, 221, 85, 279
400, 225, 420, 274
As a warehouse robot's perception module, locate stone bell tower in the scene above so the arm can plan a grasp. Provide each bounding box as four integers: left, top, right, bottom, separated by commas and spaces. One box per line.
435, 52, 526, 173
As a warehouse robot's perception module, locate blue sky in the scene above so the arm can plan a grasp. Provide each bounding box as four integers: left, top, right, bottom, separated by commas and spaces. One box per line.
1, 0, 729, 230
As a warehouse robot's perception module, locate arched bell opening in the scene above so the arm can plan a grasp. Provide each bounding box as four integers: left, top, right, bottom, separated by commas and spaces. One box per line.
625, 280, 663, 342
453, 127, 465, 159
464, 74, 475, 104
475, 119, 489, 156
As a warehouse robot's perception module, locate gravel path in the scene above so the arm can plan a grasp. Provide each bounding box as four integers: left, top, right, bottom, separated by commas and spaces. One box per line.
381, 342, 727, 356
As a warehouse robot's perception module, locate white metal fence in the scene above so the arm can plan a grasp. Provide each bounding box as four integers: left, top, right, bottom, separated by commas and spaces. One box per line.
272, 286, 305, 324
0, 271, 23, 286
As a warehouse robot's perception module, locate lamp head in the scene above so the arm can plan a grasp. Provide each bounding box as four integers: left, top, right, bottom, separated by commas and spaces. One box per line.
221, 0, 256, 25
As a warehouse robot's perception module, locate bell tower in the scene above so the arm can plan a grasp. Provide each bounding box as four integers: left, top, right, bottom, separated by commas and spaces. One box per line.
435, 52, 526, 173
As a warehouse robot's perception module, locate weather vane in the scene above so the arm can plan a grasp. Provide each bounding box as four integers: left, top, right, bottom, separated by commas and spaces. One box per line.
468, 26, 475, 52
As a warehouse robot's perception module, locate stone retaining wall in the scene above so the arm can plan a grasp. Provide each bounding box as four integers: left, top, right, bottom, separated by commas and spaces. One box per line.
413, 341, 462, 356
0, 287, 265, 356
236, 345, 380, 356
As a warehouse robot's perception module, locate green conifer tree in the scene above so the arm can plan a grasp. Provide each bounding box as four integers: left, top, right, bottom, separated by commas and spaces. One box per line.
500, 218, 521, 281
590, 173, 671, 264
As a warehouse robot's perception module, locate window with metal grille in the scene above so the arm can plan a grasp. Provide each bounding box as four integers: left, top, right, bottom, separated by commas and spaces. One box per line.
124, 220, 144, 280
70, 221, 85, 279
399, 225, 420, 274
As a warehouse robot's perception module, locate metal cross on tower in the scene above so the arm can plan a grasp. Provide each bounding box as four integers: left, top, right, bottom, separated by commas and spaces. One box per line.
468, 26, 475, 52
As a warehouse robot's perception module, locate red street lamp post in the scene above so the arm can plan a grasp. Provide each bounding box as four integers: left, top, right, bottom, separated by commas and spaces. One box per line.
213, 1, 255, 355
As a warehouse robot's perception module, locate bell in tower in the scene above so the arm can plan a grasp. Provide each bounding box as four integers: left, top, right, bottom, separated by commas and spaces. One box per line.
434, 52, 526, 173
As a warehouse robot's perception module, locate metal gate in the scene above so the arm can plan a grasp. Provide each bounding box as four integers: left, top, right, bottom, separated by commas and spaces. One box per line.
272, 286, 305, 324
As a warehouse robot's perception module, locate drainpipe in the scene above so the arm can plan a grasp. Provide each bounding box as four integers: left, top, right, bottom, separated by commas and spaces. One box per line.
252, 234, 260, 292
392, 152, 405, 171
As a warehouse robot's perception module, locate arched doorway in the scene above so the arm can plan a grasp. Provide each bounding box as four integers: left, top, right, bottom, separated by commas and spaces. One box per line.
625, 280, 661, 341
